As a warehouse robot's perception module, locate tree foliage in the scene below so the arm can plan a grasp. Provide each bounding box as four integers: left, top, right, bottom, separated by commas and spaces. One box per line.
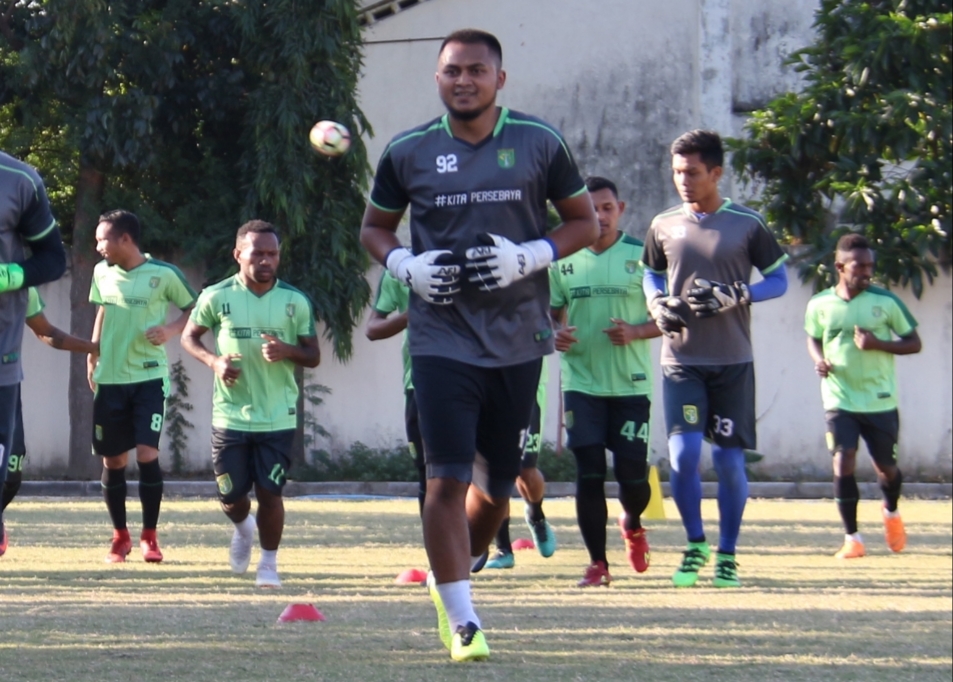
0, 0, 371, 356
728, 0, 952, 297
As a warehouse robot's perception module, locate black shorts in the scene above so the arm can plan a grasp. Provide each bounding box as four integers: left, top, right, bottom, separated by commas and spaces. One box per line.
520, 396, 544, 470
405, 389, 425, 474
826, 409, 900, 469
412, 355, 541, 498
662, 363, 756, 450
564, 392, 651, 460
93, 379, 168, 456
0, 383, 18, 481
211, 427, 294, 503
7, 391, 25, 477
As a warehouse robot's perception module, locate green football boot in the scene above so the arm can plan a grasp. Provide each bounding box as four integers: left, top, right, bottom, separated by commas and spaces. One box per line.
450, 622, 490, 662
672, 541, 710, 587
712, 552, 741, 588
426, 571, 452, 649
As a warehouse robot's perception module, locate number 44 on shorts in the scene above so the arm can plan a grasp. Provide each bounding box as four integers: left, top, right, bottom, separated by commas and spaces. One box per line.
620, 421, 649, 443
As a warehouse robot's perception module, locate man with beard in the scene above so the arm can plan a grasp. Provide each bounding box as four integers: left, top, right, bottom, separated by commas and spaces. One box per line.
182, 220, 319, 588
805, 233, 921, 559
359, 29, 597, 661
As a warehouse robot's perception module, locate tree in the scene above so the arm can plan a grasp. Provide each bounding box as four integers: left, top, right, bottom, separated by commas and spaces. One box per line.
728, 0, 952, 296
0, 0, 370, 476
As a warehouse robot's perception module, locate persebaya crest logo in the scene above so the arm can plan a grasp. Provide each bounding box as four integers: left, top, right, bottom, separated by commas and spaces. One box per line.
149, 277, 161, 289
286, 303, 296, 318
625, 260, 638, 274
216, 473, 233, 496
497, 148, 515, 169
683, 405, 699, 425
871, 306, 884, 318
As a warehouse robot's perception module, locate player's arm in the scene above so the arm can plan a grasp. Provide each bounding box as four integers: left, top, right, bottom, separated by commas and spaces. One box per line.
806, 335, 833, 378
181, 319, 243, 385
602, 318, 663, 346
547, 193, 599, 260
87, 305, 104, 391
0, 175, 65, 292
550, 305, 578, 352
853, 327, 921, 355
366, 308, 408, 341
145, 305, 195, 346
26, 312, 98, 354
260, 333, 320, 368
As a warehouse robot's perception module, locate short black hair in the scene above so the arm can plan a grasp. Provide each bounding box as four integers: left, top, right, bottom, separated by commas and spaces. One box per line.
236, 220, 280, 247
440, 29, 503, 65
836, 232, 871, 253
670, 129, 724, 170
585, 176, 619, 199
99, 209, 141, 245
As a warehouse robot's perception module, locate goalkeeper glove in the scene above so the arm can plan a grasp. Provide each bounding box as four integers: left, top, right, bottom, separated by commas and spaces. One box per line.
0, 263, 25, 293
648, 292, 689, 337
464, 233, 556, 292
686, 278, 750, 317
386, 247, 461, 306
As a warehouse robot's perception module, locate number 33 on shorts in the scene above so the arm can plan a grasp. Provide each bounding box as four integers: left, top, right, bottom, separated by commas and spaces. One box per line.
711, 414, 734, 437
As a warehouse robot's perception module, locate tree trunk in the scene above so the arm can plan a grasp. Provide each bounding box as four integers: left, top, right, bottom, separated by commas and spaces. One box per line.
67, 161, 104, 479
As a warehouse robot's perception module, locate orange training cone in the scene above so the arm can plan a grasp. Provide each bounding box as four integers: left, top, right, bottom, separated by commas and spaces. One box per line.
394, 568, 428, 585
277, 603, 326, 623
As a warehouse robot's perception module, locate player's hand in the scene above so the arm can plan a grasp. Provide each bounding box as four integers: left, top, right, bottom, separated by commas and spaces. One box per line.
86, 353, 98, 392
649, 293, 688, 337
554, 325, 579, 352
386, 247, 460, 305
686, 278, 750, 317
814, 358, 833, 378
0, 263, 24, 293
603, 318, 639, 346
261, 334, 293, 362
465, 233, 555, 292
853, 326, 880, 351
214, 353, 242, 386
144, 324, 172, 346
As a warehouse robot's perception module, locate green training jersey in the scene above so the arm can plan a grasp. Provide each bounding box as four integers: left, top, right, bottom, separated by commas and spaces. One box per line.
26, 287, 43, 318
372, 270, 412, 391
550, 234, 653, 397
191, 275, 316, 432
90, 256, 197, 385
804, 285, 917, 413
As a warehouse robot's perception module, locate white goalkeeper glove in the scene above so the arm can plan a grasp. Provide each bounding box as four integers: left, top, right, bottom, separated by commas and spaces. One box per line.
385, 247, 461, 305
464, 233, 556, 292
686, 278, 751, 318
648, 292, 689, 338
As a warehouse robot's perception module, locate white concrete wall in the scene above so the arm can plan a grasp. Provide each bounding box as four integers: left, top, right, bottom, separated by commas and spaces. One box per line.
18, 0, 952, 479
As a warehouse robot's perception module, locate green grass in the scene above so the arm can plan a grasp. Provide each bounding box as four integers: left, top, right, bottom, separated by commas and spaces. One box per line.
0, 498, 950, 681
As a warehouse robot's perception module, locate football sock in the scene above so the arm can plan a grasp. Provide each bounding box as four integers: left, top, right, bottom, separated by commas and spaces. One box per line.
495, 517, 513, 553
435, 580, 480, 632
575, 474, 608, 565
137, 459, 163, 531
615, 454, 650, 529
669, 432, 705, 542
235, 514, 256, 537
525, 500, 544, 524
1, 470, 22, 511
259, 548, 278, 567
881, 470, 902, 513
711, 446, 748, 555
834, 474, 860, 535
102, 467, 128, 531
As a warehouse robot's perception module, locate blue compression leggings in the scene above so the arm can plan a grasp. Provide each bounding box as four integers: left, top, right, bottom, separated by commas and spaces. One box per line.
668, 432, 749, 554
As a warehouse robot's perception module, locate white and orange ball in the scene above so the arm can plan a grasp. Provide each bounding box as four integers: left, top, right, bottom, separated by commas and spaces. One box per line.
309, 120, 351, 157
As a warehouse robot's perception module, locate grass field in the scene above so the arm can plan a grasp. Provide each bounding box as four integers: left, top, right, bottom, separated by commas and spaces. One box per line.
0, 497, 950, 681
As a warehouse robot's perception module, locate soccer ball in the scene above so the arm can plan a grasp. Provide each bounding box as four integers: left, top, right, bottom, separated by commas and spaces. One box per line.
309, 120, 351, 157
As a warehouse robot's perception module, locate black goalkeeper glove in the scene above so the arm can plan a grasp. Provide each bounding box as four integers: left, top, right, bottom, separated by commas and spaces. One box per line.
686, 278, 750, 318
649, 292, 689, 337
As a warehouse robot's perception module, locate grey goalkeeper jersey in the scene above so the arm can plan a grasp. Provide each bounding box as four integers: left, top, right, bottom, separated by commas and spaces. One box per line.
370, 107, 587, 367
0, 151, 58, 386
642, 199, 788, 366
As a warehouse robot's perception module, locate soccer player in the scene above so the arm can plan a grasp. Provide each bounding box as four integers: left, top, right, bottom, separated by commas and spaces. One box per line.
365, 270, 427, 515
0, 151, 67, 554
2, 288, 99, 544
484, 365, 557, 569
550, 176, 661, 586
804, 233, 921, 559
359, 29, 597, 661
87, 210, 197, 563
182, 220, 319, 589
642, 130, 788, 588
